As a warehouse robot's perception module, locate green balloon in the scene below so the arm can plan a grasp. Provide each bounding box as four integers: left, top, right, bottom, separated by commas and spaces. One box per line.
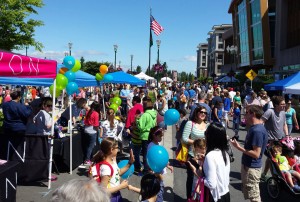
112, 96, 122, 106
71, 60, 81, 72
109, 103, 118, 112
56, 74, 68, 89
95, 73, 104, 81
50, 84, 62, 98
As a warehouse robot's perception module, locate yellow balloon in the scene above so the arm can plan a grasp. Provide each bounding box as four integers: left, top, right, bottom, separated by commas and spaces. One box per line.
99, 65, 108, 75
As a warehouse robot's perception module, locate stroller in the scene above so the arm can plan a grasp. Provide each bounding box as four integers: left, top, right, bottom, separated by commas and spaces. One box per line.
265, 138, 300, 199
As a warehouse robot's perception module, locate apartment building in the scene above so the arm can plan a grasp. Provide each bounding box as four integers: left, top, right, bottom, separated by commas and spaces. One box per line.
207, 24, 233, 76
196, 43, 208, 78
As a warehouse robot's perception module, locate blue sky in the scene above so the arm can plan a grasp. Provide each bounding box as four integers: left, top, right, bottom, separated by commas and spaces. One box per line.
21, 0, 232, 74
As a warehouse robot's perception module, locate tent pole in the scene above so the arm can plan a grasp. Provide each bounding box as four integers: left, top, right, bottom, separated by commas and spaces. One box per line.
69, 96, 73, 174
48, 79, 56, 189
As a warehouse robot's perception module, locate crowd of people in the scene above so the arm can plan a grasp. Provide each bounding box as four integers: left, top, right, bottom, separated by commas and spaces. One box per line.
1, 80, 300, 202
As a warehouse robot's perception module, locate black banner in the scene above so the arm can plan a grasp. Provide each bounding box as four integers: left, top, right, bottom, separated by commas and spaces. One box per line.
0, 134, 49, 184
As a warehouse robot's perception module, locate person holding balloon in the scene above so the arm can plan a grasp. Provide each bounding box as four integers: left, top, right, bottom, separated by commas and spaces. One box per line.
90, 137, 134, 202
181, 106, 209, 199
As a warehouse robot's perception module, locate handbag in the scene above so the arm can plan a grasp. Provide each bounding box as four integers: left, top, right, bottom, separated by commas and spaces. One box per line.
176, 122, 194, 163
188, 177, 201, 202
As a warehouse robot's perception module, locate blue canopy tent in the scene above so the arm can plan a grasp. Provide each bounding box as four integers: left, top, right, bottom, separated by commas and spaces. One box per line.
264, 71, 300, 91
101, 71, 146, 85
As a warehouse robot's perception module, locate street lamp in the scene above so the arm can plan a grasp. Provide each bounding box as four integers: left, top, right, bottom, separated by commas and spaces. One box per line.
226, 45, 238, 87
113, 44, 118, 70
130, 54, 133, 73
68, 42, 73, 56
156, 40, 161, 87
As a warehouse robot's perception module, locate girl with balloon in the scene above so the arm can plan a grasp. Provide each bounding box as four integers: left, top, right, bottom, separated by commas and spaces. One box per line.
90, 137, 134, 202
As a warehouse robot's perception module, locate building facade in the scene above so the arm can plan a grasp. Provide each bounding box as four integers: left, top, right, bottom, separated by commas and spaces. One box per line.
207, 24, 233, 77
196, 43, 208, 78
228, 0, 275, 76
273, 0, 300, 79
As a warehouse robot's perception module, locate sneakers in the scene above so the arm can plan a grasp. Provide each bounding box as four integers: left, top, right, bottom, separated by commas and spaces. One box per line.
293, 185, 300, 192
50, 175, 57, 181
84, 160, 92, 166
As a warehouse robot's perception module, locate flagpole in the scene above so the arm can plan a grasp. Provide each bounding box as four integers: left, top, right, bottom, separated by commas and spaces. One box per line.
148, 8, 152, 76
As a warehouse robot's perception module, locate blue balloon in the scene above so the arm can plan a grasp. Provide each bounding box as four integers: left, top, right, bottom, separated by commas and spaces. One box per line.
66, 82, 78, 95
64, 70, 76, 82
164, 109, 180, 125
147, 145, 169, 173
172, 97, 177, 101
117, 160, 134, 179
103, 74, 113, 82
63, 56, 76, 69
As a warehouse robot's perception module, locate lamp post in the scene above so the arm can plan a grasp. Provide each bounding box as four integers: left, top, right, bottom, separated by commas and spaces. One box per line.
156, 40, 161, 87
68, 42, 73, 56
226, 45, 238, 87
113, 44, 118, 70
130, 54, 133, 73
25, 45, 29, 56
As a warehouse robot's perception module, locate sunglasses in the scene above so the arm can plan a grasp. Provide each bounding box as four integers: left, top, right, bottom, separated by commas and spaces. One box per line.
199, 111, 207, 115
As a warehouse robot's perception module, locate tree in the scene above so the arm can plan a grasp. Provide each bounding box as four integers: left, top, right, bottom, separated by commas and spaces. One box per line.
82, 61, 111, 75
0, 0, 44, 51
136, 65, 142, 73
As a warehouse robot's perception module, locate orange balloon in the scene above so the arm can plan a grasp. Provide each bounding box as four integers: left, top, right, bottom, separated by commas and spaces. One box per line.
59, 67, 69, 74
99, 65, 108, 75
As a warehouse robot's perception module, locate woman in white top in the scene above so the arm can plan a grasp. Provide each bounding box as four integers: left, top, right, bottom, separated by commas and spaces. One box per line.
204, 122, 230, 202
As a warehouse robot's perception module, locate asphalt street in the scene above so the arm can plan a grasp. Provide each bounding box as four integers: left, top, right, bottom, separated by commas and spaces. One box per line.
16, 120, 300, 202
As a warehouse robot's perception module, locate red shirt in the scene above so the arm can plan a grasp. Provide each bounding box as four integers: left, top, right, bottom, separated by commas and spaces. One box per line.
125, 103, 144, 128
84, 110, 99, 127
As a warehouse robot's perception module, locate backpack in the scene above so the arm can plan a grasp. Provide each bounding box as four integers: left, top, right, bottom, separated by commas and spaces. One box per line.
89, 161, 114, 183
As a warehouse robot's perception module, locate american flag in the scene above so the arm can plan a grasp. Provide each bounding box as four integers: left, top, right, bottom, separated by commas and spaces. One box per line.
150, 15, 164, 36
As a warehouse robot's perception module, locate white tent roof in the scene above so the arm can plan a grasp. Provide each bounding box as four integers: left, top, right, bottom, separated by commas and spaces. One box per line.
218, 76, 239, 83
160, 77, 173, 82
284, 83, 300, 94
134, 72, 155, 81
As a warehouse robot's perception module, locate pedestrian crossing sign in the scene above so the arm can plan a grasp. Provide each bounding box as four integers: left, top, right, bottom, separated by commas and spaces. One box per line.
246, 69, 257, 81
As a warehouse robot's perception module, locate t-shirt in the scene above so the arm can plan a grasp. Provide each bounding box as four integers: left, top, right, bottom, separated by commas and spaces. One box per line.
211, 96, 222, 107
100, 161, 120, 188
33, 110, 52, 135
233, 96, 241, 105
223, 98, 231, 111
101, 119, 120, 138
84, 111, 99, 134
242, 124, 268, 168
262, 109, 286, 140
285, 108, 296, 125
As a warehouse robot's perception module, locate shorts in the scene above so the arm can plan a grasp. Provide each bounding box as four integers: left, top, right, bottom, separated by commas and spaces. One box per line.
224, 111, 229, 120
282, 170, 295, 174
241, 165, 261, 202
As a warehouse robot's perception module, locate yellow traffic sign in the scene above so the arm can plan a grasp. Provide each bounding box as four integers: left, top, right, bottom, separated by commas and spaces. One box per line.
246, 69, 257, 81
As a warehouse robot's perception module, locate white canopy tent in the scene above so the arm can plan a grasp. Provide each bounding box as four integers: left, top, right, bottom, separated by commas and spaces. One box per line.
134, 72, 155, 81
218, 76, 239, 83
284, 83, 300, 94
160, 77, 173, 82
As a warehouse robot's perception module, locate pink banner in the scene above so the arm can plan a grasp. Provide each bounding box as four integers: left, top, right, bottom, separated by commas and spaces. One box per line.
0, 51, 57, 78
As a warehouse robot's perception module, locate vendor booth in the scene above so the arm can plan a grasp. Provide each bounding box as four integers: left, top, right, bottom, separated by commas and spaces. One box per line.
101, 71, 146, 85
134, 72, 155, 81
264, 71, 300, 91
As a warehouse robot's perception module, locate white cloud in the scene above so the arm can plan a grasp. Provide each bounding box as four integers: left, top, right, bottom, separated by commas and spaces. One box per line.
184, 55, 197, 62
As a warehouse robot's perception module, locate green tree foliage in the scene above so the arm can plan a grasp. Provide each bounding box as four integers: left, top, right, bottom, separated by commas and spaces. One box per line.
0, 0, 44, 51
82, 61, 111, 75
136, 65, 142, 73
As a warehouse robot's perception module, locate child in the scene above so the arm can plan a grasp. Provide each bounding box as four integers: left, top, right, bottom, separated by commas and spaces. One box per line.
128, 173, 161, 202
187, 138, 206, 200
272, 145, 300, 192
147, 126, 173, 202
232, 102, 241, 140
90, 137, 135, 201
212, 101, 224, 127
175, 109, 187, 146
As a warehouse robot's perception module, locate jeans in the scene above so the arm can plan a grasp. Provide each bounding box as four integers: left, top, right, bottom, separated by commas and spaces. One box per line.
186, 156, 198, 198
84, 132, 97, 161
131, 144, 142, 170
287, 124, 293, 135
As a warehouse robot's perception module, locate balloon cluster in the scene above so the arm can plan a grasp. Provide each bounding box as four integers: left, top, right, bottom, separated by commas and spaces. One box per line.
109, 96, 122, 112
95, 65, 113, 82
50, 56, 81, 97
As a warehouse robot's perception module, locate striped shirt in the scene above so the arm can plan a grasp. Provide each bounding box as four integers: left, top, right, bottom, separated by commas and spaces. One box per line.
182, 121, 207, 156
